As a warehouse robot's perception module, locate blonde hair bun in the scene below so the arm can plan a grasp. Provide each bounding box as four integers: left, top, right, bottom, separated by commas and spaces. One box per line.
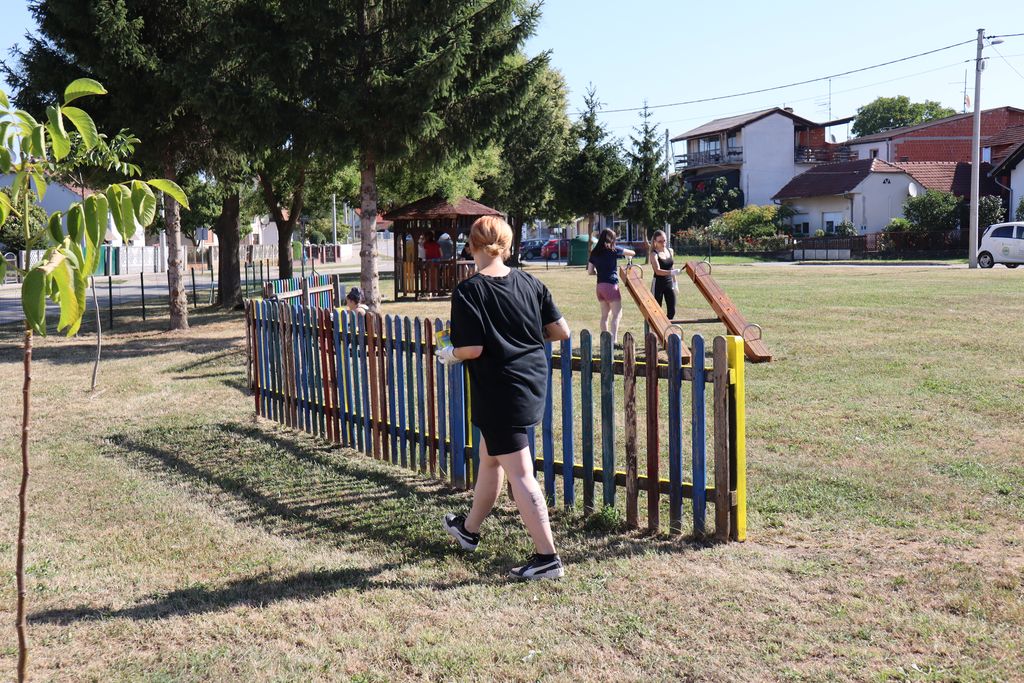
469, 215, 513, 261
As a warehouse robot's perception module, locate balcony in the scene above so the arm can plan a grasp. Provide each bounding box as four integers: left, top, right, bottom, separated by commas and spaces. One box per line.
673, 146, 743, 171
794, 146, 858, 164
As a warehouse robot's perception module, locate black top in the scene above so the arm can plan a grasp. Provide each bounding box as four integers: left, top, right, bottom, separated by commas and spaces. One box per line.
588, 247, 625, 284
653, 250, 673, 281
450, 269, 562, 430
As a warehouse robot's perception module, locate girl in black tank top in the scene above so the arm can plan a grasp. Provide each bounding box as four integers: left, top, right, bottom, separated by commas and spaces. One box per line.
648, 230, 677, 319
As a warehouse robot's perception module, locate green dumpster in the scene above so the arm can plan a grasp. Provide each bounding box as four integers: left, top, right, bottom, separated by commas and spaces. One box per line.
568, 235, 591, 266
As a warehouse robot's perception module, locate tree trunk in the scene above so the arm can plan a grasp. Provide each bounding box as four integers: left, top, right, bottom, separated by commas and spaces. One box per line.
213, 190, 242, 309
258, 171, 306, 280
509, 214, 523, 265
164, 167, 189, 330
17, 328, 32, 681
359, 154, 381, 311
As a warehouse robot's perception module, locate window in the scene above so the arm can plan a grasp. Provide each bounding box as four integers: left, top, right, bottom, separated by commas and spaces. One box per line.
699, 136, 721, 154
822, 212, 844, 234
791, 214, 810, 235
726, 133, 739, 150
1016, 227, 1024, 240
870, 149, 879, 159
991, 226, 1014, 238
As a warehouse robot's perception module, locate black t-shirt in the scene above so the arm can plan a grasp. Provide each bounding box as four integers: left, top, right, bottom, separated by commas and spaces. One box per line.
450, 269, 562, 430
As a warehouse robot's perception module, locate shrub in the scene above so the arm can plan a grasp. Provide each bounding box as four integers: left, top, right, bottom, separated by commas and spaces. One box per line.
814, 229, 825, 237
884, 217, 915, 233
1017, 196, 1024, 221
903, 189, 960, 231
708, 204, 787, 241
977, 194, 1005, 228
835, 219, 858, 237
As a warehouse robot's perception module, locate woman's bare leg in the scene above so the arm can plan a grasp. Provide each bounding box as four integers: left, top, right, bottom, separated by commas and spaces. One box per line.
498, 448, 556, 555
599, 300, 611, 333
464, 438, 504, 534
609, 299, 623, 342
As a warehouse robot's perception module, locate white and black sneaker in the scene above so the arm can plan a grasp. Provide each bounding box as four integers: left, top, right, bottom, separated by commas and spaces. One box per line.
509, 553, 564, 580
443, 513, 480, 551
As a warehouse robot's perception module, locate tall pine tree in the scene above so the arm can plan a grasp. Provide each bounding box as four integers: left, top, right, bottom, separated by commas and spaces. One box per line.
623, 104, 672, 239
556, 87, 633, 236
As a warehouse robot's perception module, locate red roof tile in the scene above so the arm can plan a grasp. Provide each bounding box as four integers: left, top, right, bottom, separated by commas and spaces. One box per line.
772, 159, 904, 200
893, 161, 999, 197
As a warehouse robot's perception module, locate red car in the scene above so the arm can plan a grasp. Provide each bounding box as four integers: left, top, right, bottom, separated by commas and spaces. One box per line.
540, 238, 570, 259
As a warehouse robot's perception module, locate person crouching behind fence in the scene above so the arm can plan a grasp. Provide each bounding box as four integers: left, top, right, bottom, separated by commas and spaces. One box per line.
345, 287, 369, 314
437, 215, 571, 580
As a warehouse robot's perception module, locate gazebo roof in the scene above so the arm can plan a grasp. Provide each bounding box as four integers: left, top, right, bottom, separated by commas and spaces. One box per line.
383, 195, 502, 221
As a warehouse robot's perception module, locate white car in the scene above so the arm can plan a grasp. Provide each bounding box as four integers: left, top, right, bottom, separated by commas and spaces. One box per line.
978, 222, 1024, 268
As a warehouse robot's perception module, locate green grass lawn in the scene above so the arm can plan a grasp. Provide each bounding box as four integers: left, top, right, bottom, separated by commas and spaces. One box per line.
0, 263, 1021, 681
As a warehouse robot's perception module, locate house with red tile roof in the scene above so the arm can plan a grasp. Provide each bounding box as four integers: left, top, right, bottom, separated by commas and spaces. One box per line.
845, 107, 1024, 164
990, 141, 1024, 221
772, 159, 1001, 235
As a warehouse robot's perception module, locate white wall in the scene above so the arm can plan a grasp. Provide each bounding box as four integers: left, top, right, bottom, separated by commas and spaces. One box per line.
781, 196, 850, 233
1011, 164, 1023, 220
847, 140, 890, 162
741, 114, 797, 206
848, 172, 918, 233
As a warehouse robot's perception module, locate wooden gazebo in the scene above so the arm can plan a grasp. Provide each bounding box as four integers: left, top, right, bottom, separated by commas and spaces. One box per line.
383, 196, 503, 299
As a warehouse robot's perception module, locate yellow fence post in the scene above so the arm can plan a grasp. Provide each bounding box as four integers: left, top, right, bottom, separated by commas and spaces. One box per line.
727, 335, 747, 542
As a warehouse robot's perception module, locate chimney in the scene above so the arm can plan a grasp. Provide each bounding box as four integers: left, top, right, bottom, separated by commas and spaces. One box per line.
783, 107, 794, 113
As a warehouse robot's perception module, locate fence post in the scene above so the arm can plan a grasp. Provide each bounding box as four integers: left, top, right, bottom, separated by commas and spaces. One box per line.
107, 275, 114, 330
580, 330, 594, 516
623, 333, 638, 529
727, 336, 747, 542
691, 334, 707, 538
209, 268, 215, 305
645, 332, 660, 533
140, 272, 146, 321
331, 274, 342, 308
542, 341, 555, 506
667, 332, 683, 534
599, 331, 615, 508
190, 268, 197, 309
560, 337, 575, 510
713, 336, 731, 542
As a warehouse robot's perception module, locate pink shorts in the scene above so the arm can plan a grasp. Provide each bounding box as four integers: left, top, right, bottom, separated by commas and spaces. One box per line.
596, 282, 621, 303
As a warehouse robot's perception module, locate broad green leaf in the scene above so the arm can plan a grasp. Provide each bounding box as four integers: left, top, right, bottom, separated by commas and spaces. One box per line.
63, 78, 107, 105
0, 192, 10, 225
0, 121, 10, 145
46, 105, 70, 161
106, 185, 126, 237
118, 187, 140, 242
30, 124, 46, 159
71, 261, 88, 335
48, 256, 82, 336
0, 89, 8, 109
11, 170, 27, 200
31, 172, 48, 201
13, 110, 38, 130
0, 148, 10, 174
130, 180, 157, 226
61, 106, 100, 149
67, 203, 85, 243
47, 211, 64, 244
84, 194, 107, 274
0, 258, 6, 282
146, 179, 190, 210
22, 268, 47, 336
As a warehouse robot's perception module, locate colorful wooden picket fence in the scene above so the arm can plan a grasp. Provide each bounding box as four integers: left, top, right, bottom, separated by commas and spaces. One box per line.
263, 273, 338, 308
244, 300, 748, 541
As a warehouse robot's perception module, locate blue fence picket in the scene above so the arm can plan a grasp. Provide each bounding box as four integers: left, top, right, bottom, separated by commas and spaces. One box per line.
600, 331, 615, 507
386, 315, 399, 464
358, 313, 372, 451
312, 307, 325, 436
415, 319, 427, 472
334, 310, 347, 446
404, 317, 416, 470
542, 341, 555, 507
269, 303, 281, 423
254, 301, 265, 418
560, 337, 575, 509
434, 319, 448, 478
394, 316, 408, 468
292, 304, 305, 432
449, 353, 466, 489
580, 330, 594, 514
668, 333, 683, 533
691, 334, 707, 537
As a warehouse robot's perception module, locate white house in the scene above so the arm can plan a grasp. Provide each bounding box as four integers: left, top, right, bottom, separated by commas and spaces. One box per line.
670, 107, 855, 207
773, 159, 1002, 235
990, 141, 1024, 220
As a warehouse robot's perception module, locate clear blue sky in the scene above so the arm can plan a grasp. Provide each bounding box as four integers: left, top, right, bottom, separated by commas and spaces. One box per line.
2, 1, 1023, 144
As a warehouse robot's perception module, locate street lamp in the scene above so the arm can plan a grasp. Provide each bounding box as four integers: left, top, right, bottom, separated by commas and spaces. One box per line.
969, 28, 1004, 268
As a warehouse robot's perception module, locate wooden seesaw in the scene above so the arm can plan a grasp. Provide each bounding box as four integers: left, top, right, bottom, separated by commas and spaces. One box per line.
618, 261, 772, 363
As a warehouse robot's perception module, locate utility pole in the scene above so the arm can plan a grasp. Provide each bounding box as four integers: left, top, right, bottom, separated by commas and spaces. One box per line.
969, 28, 1003, 268
331, 193, 337, 245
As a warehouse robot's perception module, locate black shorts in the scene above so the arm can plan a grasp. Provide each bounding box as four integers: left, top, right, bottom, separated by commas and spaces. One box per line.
479, 427, 530, 457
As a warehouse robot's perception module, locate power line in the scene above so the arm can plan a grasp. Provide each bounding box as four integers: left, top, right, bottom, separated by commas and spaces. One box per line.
992, 46, 1024, 82
594, 38, 976, 115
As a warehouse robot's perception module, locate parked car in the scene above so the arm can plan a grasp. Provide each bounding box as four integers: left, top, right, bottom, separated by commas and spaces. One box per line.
519, 238, 545, 260
978, 222, 1024, 268
540, 238, 570, 260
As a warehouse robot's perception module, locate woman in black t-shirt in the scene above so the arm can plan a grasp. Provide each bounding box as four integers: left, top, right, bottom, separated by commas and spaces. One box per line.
438, 216, 571, 580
